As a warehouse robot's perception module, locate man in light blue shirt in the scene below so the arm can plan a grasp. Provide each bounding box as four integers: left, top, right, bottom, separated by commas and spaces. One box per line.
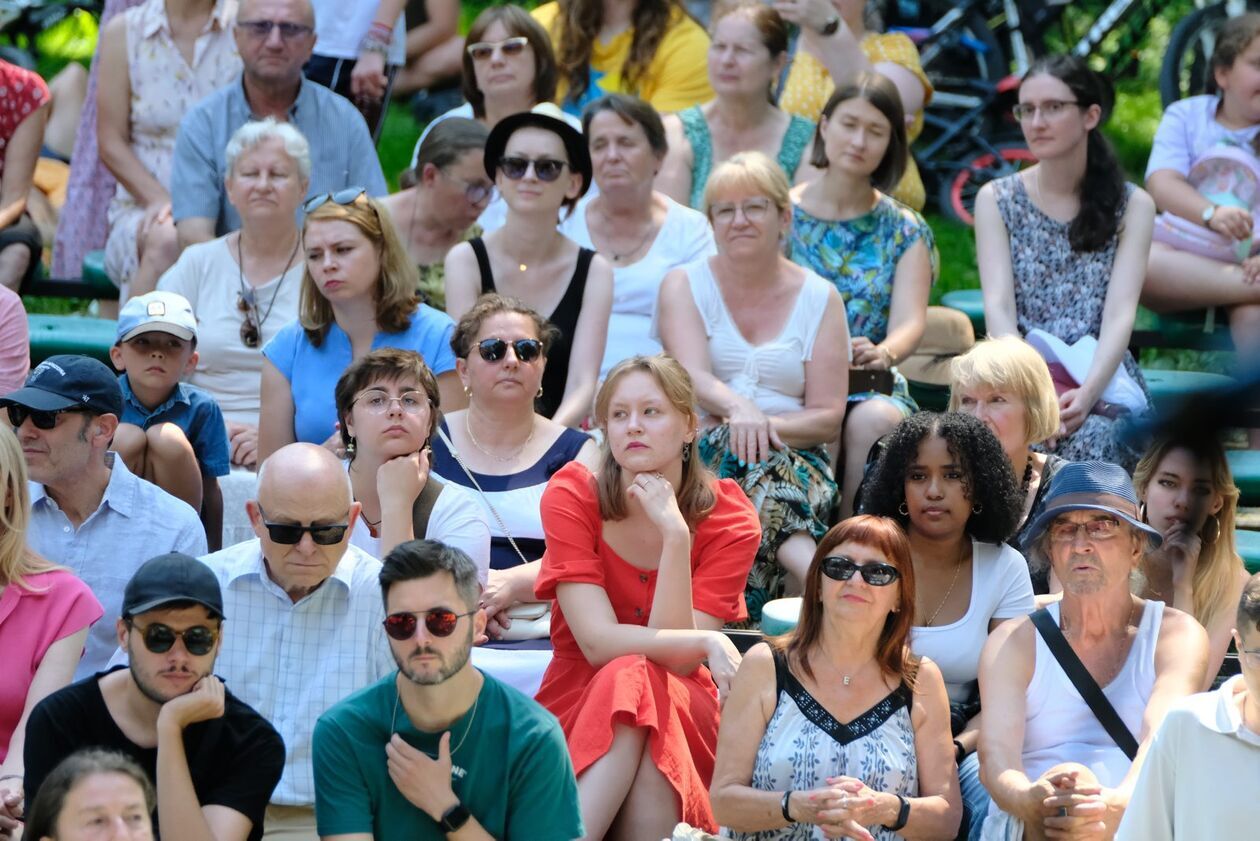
3, 355, 207, 679
171, 0, 387, 249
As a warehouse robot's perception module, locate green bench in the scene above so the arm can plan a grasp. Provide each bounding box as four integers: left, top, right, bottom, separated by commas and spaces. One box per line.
23, 250, 120, 365
1228, 450, 1260, 508
1235, 528, 1260, 575
940, 289, 986, 340
1140, 368, 1236, 414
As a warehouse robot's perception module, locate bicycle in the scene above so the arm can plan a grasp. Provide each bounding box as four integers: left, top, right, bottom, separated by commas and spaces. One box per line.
1160, 0, 1260, 107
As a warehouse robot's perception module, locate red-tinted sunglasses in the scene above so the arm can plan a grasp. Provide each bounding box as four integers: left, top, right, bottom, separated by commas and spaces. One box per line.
383, 608, 476, 640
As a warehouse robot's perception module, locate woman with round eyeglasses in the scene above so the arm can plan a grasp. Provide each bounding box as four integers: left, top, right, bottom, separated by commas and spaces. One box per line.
860, 411, 1031, 838
333, 348, 490, 575
711, 515, 962, 841
657, 151, 849, 623
258, 190, 462, 464
157, 118, 308, 469
23, 749, 155, 841
432, 295, 598, 642
444, 104, 613, 428
382, 118, 493, 310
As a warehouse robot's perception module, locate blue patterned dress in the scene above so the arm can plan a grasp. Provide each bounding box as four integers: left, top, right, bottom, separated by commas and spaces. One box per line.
726, 646, 918, 841
788, 195, 938, 417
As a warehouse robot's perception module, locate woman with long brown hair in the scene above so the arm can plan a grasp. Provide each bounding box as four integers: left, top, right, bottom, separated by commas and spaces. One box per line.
710, 515, 960, 840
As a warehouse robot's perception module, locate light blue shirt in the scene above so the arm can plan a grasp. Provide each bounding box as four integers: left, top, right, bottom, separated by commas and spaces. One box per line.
197, 539, 395, 806
27, 453, 207, 679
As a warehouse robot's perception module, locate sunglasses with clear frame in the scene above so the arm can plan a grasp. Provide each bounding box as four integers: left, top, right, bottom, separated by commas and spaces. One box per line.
237, 289, 262, 348
466, 36, 529, 62
303, 186, 369, 214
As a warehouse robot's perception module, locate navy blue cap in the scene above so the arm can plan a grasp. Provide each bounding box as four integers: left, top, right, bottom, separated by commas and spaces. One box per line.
1, 355, 123, 416
122, 553, 225, 620
1021, 460, 1163, 550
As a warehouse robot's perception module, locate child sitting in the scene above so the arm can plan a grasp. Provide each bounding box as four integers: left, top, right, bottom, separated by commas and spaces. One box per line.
109, 290, 229, 549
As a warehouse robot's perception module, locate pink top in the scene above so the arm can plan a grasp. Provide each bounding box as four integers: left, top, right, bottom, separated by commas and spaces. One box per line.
0, 569, 103, 761
0, 286, 28, 394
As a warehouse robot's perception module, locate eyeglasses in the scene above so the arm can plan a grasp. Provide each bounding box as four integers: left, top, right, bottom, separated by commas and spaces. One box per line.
235, 19, 313, 41
820, 556, 901, 586
1012, 99, 1080, 121
352, 389, 429, 415
236, 289, 262, 348
497, 156, 568, 182
1241, 647, 1260, 670
476, 337, 543, 363
383, 608, 477, 640
257, 506, 350, 545
466, 36, 529, 62
6, 404, 87, 430
443, 171, 495, 205
710, 197, 773, 225
304, 187, 368, 214
1048, 517, 1122, 543
126, 620, 218, 656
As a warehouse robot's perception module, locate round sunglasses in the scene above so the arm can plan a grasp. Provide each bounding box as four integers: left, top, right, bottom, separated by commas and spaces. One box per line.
821, 556, 901, 586
384, 608, 477, 640
127, 620, 218, 656
477, 337, 543, 363
497, 156, 568, 182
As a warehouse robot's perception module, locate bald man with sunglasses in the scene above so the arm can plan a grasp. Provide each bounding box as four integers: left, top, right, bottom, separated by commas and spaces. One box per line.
192, 443, 395, 841
22, 553, 286, 841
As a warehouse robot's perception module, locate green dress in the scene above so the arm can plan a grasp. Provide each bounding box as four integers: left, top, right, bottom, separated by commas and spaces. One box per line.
680, 106, 815, 209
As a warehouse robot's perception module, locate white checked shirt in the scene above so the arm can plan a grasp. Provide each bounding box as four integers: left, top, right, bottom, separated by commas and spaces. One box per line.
198, 539, 395, 806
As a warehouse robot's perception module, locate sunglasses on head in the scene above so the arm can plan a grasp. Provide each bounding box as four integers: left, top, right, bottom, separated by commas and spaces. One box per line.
383, 608, 476, 640
466, 36, 529, 62
6, 404, 86, 430
476, 337, 543, 363
127, 620, 218, 655
497, 156, 568, 182
257, 506, 350, 545
821, 556, 901, 586
303, 187, 368, 214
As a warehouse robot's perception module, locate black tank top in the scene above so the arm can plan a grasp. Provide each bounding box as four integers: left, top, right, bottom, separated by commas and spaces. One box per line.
469, 237, 595, 419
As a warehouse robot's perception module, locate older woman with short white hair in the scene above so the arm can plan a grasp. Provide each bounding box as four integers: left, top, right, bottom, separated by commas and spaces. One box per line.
158, 117, 310, 470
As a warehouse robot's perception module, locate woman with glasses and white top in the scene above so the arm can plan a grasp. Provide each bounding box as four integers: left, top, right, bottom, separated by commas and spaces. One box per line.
444, 103, 613, 428
157, 119, 306, 470
258, 190, 461, 464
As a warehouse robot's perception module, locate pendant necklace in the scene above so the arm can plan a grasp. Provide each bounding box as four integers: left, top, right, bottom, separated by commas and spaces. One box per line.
391, 682, 481, 758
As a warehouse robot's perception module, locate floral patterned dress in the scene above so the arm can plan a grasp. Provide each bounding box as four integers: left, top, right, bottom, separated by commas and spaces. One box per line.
788, 195, 938, 418
678, 106, 816, 209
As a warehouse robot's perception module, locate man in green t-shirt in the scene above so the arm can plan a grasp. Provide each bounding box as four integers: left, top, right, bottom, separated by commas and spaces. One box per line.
312, 540, 583, 840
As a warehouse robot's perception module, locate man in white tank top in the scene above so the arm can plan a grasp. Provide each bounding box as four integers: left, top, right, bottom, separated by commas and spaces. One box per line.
976, 461, 1208, 840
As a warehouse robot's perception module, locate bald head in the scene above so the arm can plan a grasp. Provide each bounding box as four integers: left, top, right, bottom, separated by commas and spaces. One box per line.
237, 0, 315, 27
256, 443, 352, 512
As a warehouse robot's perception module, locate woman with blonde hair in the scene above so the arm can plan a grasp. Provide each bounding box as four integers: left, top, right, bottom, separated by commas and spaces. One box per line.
1133, 435, 1250, 686
534, 354, 760, 837
0, 425, 103, 820
258, 191, 461, 462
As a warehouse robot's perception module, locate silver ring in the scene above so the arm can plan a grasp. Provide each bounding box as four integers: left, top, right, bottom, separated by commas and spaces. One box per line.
1057, 806, 1069, 818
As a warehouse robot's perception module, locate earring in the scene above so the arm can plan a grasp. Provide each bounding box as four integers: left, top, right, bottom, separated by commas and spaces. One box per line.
345, 437, 356, 457
1139, 502, 1147, 523
682, 441, 692, 462
972, 502, 984, 515
463, 384, 471, 398
898, 501, 909, 516
537, 385, 544, 398
1204, 514, 1221, 543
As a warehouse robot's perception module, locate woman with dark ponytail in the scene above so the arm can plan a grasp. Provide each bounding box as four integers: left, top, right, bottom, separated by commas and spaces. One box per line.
974, 55, 1155, 468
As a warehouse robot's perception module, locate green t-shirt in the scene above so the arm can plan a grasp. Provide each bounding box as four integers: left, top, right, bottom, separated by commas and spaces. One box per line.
312, 670, 582, 840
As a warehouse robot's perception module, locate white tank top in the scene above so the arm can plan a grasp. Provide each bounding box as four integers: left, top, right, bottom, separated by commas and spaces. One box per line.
1021, 600, 1163, 787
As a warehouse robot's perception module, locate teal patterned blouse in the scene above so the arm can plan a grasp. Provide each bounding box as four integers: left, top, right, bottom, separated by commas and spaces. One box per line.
680, 105, 816, 209
788, 195, 939, 343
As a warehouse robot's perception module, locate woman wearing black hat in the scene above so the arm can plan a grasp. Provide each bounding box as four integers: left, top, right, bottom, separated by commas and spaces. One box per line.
444, 103, 614, 428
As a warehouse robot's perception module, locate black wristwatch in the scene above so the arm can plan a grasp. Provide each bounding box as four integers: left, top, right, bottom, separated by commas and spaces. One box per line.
818, 15, 840, 36
883, 794, 910, 832
439, 802, 471, 834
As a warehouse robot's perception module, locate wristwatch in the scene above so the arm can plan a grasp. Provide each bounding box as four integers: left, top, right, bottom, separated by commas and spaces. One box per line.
439, 802, 471, 833
1202, 204, 1219, 227
818, 15, 841, 36
883, 794, 911, 832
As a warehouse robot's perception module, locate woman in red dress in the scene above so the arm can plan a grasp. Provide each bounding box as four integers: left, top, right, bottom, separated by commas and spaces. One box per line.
535, 353, 760, 838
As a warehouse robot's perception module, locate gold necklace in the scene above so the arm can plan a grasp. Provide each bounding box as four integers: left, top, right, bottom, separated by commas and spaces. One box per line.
391, 680, 480, 758
464, 414, 534, 463
923, 547, 967, 627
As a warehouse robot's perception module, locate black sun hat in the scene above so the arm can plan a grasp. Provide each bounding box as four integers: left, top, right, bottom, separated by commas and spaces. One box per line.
483, 103, 592, 198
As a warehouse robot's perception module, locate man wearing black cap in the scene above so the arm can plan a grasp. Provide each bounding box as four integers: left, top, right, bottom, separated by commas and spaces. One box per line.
1, 354, 207, 678
978, 461, 1209, 840
21, 552, 285, 841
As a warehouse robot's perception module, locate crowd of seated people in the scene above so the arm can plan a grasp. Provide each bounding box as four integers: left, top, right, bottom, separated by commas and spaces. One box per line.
4, 2, 1260, 840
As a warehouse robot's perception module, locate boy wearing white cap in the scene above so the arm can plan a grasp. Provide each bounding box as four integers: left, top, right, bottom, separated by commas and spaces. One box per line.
110, 290, 230, 549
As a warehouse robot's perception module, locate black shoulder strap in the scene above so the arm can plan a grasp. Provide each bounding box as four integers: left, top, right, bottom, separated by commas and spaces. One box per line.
1029, 608, 1139, 760
469, 237, 495, 293
411, 477, 445, 539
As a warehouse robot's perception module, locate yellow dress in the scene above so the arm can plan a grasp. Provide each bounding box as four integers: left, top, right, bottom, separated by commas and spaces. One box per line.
533, 2, 713, 117
779, 32, 933, 210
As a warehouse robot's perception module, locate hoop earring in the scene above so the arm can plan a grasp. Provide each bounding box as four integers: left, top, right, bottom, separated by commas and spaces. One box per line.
898, 501, 909, 516
345, 437, 356, 457
537, 385, 544, 399
972, 502, 984, 515
1139, 502, 1148, 523
1204, 514, 1221, 543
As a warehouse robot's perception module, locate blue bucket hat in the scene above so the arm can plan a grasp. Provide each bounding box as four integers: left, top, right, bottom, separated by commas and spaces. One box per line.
1021, 460, 1163, 550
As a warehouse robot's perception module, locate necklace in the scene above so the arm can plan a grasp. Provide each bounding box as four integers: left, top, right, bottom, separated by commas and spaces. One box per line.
923, 546, 968, 627
465, 414, 534, 463
603, 211, 657, 263
391, 679, 480, 758
236, 231, 299, 333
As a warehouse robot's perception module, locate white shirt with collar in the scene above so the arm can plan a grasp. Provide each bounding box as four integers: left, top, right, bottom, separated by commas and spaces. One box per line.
197, 538, 395, 807
27, 452, 207, 679
1115, 674, 1260, 840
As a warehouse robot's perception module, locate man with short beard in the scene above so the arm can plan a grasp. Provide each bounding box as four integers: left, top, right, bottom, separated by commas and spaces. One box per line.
22, 553, 285, 841
312, 540, 583, 840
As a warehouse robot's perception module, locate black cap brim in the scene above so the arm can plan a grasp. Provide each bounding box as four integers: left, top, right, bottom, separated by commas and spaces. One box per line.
0, 387, 80, 412
125, 596, 225, 621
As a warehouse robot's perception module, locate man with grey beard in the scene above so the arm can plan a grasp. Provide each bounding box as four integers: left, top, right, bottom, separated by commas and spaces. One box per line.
312, 540, 583, 841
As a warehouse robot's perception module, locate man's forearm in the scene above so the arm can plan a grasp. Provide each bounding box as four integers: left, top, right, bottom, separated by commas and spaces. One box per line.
155, 723, 220, 841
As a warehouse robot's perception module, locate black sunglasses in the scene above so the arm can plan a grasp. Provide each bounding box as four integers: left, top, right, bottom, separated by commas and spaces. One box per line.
258, 506, 350, 545
303, 186, 368, 214
7, 404, 87, 430
497, 156, 568, 182
383, 608, 476, 640
821, 556, 901, 586
477, 337, 543, 363
127, 620, 218, 655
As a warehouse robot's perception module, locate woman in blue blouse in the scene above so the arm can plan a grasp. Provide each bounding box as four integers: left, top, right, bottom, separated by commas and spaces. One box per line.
258, 191, 461, 462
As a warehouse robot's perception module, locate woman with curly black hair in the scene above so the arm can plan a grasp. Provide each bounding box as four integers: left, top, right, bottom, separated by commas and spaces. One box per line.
861, 410, 1034, 839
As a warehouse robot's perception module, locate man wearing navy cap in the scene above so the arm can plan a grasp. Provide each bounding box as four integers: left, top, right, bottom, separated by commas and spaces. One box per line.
978, 461, 1209, 840
1, 354, 206, 678
22, 553, 285, 841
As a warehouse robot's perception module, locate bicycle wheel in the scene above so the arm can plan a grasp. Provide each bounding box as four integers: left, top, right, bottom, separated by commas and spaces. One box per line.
1160, 1, 1260, 107
918, 6, 1007, 92
939, 142, 1038, 226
